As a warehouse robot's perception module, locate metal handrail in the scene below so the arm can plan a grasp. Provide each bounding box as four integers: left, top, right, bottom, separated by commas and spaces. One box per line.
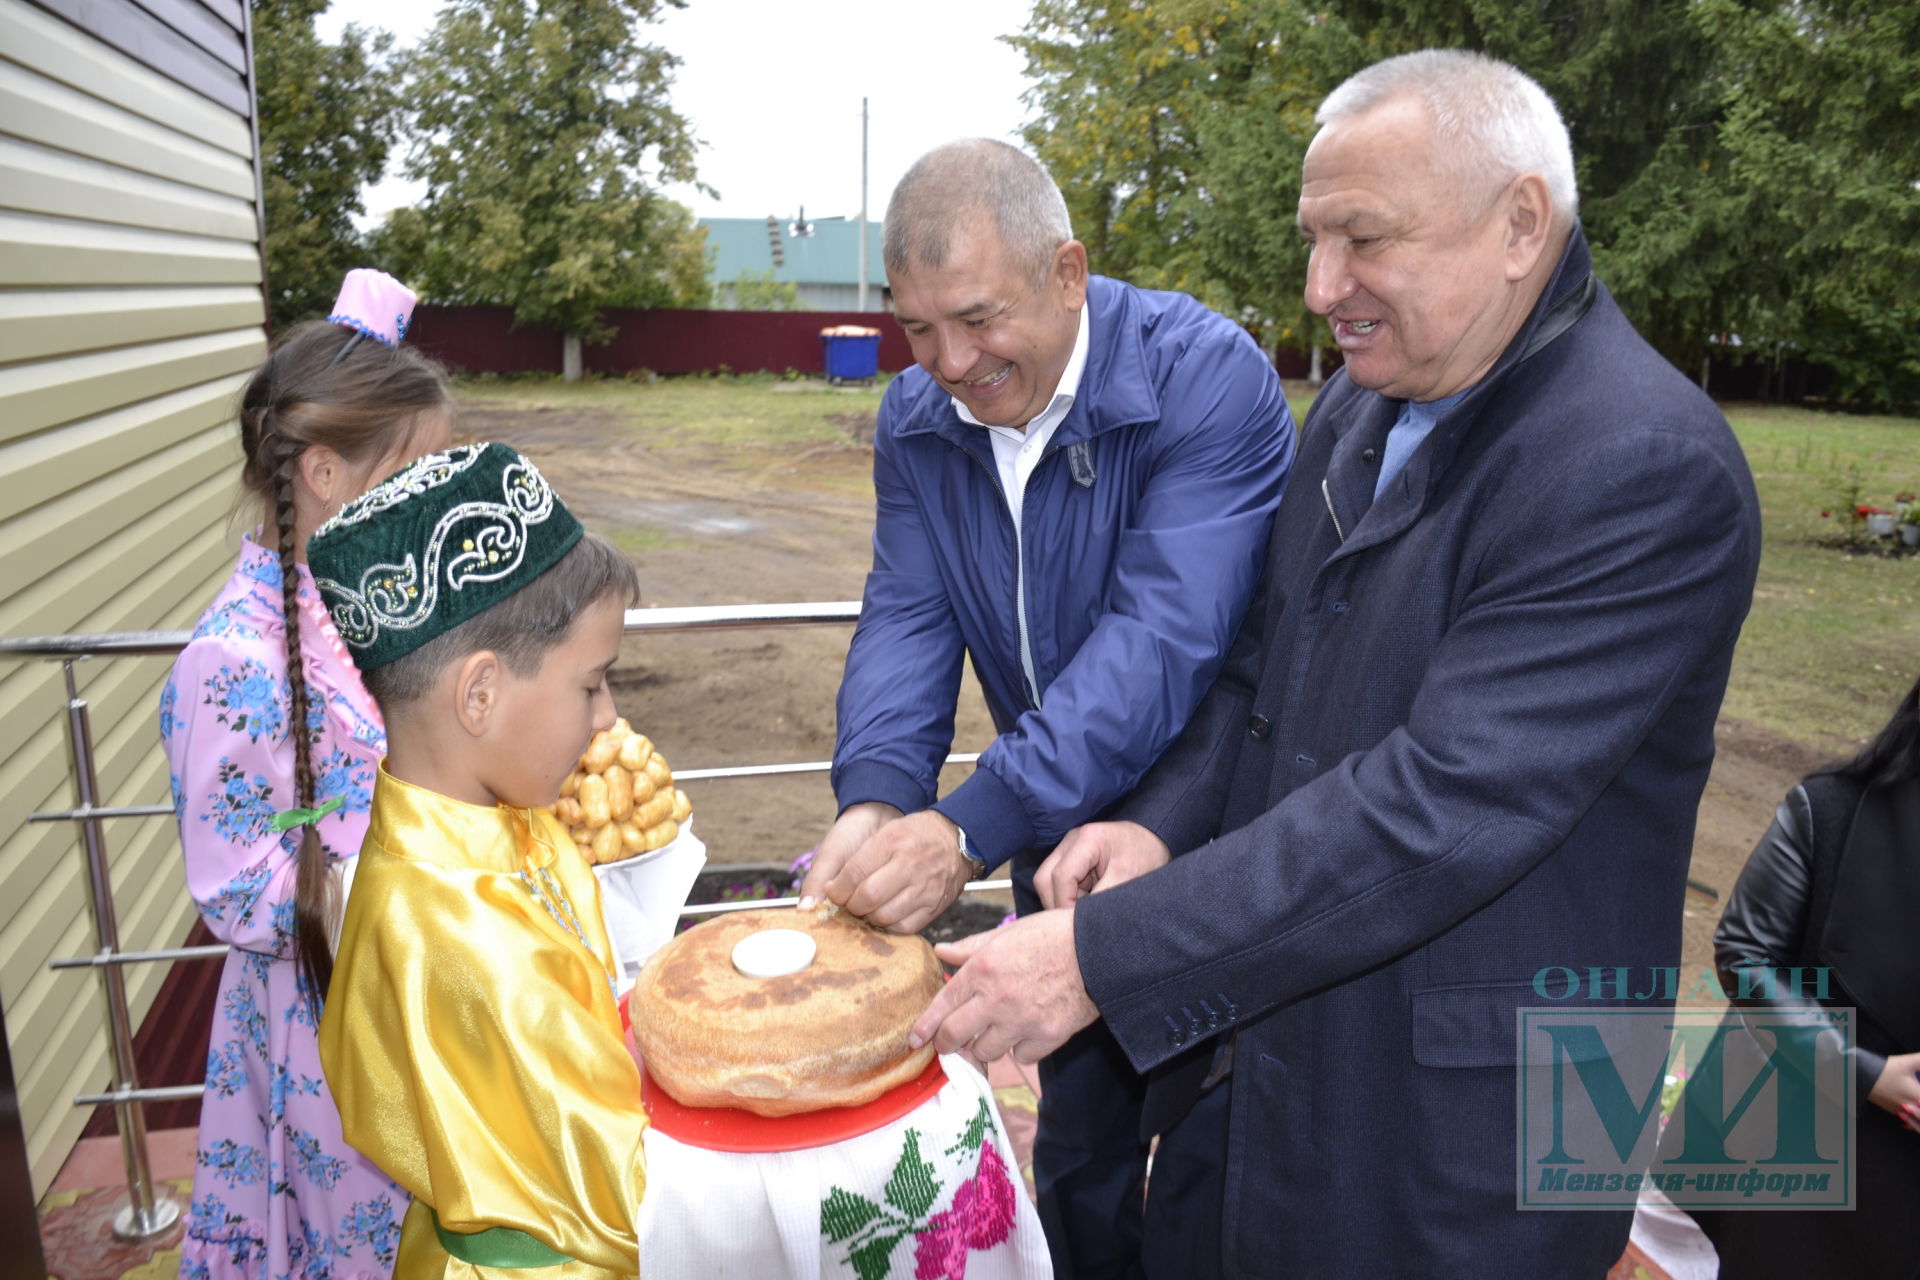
29, 804, 175, 823
0, 601, 866, 660
75, 1084, 206, 1107
49, 945, 234, 970
3, 600, 1004, 1240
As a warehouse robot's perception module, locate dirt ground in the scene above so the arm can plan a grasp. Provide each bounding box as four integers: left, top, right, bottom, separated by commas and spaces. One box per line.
468, 392, 1828, 997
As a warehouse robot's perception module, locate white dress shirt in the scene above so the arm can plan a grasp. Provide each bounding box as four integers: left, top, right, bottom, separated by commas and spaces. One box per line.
950, 305, 1093, 704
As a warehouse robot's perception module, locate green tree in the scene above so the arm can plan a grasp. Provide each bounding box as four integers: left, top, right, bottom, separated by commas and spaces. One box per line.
619, 197, 712, 310
720, 268, 809, 311
1014, 2, 1408, 366
397, 0, 709, 372
1010, 0, 1920, 408
253, 0, 400, 332
1688, 0, 1920, 409
1010, 0, 1231, 302
1174, 7, 1365, 361
363, 204, 432, 286
1309, 0, 1737, 367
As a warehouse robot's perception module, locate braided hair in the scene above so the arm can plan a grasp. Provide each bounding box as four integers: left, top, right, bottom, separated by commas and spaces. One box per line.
237, 321, 451, 1012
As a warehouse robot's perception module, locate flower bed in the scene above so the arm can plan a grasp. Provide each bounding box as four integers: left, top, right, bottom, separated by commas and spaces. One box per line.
1818, 475, 1919, 556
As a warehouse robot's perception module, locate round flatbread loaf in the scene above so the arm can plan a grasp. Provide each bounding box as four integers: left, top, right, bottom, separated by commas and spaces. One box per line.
629, 906, 944, 1117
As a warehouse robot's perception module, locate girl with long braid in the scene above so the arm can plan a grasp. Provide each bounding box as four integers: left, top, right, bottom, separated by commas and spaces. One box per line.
160, 271, 452, 1280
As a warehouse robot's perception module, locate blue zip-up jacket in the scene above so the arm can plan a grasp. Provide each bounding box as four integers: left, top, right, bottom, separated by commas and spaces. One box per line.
831, 275, 1295, 867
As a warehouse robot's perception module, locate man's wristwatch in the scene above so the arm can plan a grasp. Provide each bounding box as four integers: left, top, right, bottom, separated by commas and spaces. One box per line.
954, 824, 988, 882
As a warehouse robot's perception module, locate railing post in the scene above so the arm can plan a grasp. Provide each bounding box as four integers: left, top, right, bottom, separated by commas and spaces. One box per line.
61, 660, 179, 1241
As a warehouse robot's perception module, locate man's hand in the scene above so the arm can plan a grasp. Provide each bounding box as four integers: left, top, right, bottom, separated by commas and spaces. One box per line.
1868, 1051, 1920, 1134
798, 802, 901, 909
817, 809, 972, 934
910, 910, 1099, 1070
1035, 821, 1171, 909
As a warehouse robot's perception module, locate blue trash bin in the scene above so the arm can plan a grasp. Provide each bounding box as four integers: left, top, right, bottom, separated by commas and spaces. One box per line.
820, 326, 882, 383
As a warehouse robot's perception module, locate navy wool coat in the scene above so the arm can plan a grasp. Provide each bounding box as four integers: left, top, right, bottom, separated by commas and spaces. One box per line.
1077, 228, 1763, 1275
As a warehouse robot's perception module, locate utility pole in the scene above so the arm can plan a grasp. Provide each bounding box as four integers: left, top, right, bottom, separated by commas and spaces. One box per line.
857, 97, 869, 313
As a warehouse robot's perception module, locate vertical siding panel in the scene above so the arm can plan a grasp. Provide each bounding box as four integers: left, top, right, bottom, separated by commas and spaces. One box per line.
0, 0, 266, 1196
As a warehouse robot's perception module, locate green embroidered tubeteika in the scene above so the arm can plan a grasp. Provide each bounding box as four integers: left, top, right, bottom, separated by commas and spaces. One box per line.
308, 442, 584, 671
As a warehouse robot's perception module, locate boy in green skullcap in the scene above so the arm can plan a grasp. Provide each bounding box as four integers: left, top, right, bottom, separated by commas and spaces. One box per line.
311, 442, 649, 1277
311, 445, 1054, 1280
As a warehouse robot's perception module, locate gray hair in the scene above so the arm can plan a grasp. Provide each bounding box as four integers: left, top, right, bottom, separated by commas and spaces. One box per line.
883, 139, 1073, 286
1317, 49, 1579, 223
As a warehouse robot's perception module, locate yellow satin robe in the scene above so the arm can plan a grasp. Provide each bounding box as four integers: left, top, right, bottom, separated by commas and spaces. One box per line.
319, 764, 648, 1279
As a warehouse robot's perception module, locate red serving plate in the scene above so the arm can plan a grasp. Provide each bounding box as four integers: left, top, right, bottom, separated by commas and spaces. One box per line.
618, 989, 948, 1153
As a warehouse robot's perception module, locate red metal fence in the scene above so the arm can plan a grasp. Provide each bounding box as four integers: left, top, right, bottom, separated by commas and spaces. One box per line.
406, 306, 918, 377
401, 304, 1815, 403
406, 305, 1329, 381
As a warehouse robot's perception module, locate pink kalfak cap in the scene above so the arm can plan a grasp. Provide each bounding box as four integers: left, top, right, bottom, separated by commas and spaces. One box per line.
326, 268, 419, 346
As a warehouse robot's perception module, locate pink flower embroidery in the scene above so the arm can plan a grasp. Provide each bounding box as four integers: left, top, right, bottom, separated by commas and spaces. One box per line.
913, 1141, 1016, 1278
960, 1142, 1016, 1250
913, 1218, 968, 1280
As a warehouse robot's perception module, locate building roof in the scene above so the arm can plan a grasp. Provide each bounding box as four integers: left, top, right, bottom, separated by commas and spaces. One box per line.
702, 216, 889, 288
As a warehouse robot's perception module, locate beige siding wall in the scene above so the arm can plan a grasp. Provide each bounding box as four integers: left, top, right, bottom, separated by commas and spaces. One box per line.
0, 0, 264, 1195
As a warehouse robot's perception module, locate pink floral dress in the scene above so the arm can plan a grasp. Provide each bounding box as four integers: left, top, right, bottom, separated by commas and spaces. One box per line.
160, 537, 407, 1280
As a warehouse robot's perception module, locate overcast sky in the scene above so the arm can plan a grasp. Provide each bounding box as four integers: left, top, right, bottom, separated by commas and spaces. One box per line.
315, 0, 1041, 225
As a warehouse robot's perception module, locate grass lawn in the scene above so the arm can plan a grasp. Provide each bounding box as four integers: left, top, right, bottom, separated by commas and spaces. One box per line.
456, 371, 886, 449
457, 374, 1919, 754
1719, 402, 1919, 753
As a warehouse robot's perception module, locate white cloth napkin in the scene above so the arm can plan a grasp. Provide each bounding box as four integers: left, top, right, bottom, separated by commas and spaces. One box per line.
329, 853, 359, 954
1627, 1182, 1719, 1280
636, 1055, 1052, 1279
592, 823, 708, 987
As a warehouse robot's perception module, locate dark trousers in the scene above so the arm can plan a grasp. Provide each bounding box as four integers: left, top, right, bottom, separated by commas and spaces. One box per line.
1013, 861, 1152, 1279
1140, 1074, 1229, 1279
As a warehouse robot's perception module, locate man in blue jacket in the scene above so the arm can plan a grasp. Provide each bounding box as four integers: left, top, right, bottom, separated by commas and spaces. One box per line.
797, 138, 1294, 1275
911, 53, 1763, 1276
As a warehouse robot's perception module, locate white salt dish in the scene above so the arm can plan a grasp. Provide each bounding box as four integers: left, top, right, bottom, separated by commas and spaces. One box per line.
730, 928, 817, 978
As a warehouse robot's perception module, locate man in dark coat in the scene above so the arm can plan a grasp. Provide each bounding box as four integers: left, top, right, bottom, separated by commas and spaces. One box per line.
913, 49, 1763, 1275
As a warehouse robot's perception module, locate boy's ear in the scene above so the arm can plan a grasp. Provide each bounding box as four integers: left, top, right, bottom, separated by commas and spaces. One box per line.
452, 650, 503, 738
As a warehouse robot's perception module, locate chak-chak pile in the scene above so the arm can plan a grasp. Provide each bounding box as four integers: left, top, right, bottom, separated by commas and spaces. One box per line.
546, 717, 693, 865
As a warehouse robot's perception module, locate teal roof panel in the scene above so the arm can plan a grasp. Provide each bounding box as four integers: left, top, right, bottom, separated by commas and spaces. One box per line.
702, 216, 889, 287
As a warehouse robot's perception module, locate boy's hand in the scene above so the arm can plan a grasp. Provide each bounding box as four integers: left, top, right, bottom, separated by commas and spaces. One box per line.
798, 802, 900, 909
